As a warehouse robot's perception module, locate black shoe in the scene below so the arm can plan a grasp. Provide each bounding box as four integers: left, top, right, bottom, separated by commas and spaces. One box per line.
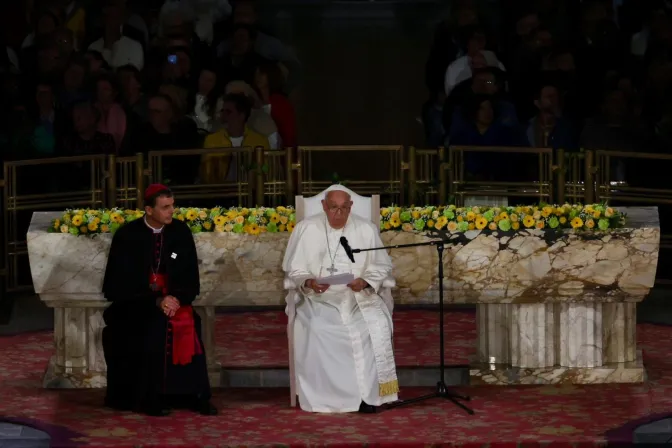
104, 397, 133, 411
194, 400, 218, 416
144, 406, 171, 417
358, 401, 377, 414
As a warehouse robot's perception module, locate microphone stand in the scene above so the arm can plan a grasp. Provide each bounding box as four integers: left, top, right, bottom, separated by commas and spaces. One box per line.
351, 239, 474, 415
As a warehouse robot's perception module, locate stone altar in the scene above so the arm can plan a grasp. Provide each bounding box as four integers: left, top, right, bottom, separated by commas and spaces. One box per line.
27, 207, 659, 388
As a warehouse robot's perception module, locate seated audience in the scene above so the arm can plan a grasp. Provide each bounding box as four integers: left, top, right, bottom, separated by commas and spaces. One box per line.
159, 0, 231, 45
254, 62, 297, 147
201, 93, 269, 183
217, 24, 267, 86
59, 57, 89, 108
32, 82, 62, 157
117, 64, 148, 123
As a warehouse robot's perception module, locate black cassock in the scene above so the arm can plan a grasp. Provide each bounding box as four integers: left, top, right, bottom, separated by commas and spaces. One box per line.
102, 218, 211, 412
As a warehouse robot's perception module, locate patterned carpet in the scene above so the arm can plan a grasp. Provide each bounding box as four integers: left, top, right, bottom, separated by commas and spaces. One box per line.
0, 310, 670, 447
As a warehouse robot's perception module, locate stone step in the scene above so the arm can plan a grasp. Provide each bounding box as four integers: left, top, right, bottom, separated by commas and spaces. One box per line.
219, 366, 469, 388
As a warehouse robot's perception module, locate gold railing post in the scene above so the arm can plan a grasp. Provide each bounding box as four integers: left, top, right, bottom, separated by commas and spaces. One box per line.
107, 154, 117, 208
255, 146, 265, 206
584, 149, 595, 204
135, 152, 145, 209
285, 147, 294, 206
438, 146, 447, 204
294, 148, 302, 196
556, 149, 565, 205
408, 146, 417, 205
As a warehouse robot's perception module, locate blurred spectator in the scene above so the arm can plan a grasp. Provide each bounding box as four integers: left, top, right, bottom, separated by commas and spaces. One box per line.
84, 50, 110, 74
32, 82, 62, 156
94, 74, 127, 151
117, 64, 148, 122
62, 100, 116, 156
217, 0, 301, 91
225, 80, 279, 149
159, 0, 231, 45
526, 82, 577, 150
202, 93, 269, 183
190, 66, 223, 133
218, 24, 267, 86
88, 1, 144, 70
59, 57, 89, 108
254, 61, 297, 147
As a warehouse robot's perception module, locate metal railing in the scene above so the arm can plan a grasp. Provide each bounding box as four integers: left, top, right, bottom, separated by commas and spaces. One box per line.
407, 146, 449, 205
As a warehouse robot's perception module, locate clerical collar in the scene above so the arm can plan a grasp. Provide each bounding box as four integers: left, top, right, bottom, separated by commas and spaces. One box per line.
144, 217, 164, 234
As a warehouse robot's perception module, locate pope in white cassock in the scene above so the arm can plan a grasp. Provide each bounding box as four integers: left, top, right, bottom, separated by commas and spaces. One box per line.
282, 187, 399, 413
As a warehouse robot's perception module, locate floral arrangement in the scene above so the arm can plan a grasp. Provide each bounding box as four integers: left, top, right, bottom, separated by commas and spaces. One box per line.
49, 206, 296, 236
379, 204, 625, 232
49, 204, 625, 236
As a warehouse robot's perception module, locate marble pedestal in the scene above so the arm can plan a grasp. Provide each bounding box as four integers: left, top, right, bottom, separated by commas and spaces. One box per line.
473, 302, 643, 384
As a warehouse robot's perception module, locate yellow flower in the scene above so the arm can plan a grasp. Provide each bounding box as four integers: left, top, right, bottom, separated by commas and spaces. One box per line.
71, 215, 83, 226
279, 224, 286, 232
53, 219, 61, 229
203, 222, 212, 230
198, 210, 208, 220
287, 222, 295, 232
533, 211, 541, 220
80, 226, 88, 234
535, 220, 545, 229
605, 207, 614, 217
241, 208, 250, 216
510, 213, 519, 222
176, 214, 185, 221
280, 216, 288, 225
390, 216, 401, 228
277, 206, 287, 213
457, 215, 464, 222
213, 215, 226, 226
248, 223, 261, 235
475, 217, 488, 230
227, 210, 238, 219
585, 205, 594, 213
402, 223, 413, 232
541, 207, 553, 218
554, 207, 564, 216
63, 213, 71, 223
87, 221, 98, 232
411, 211, 420, 220
185, 210, 197, 221
381, 209, 390, 217
270, 214, 280, 224
234, 215, 245, 225
224, 223, 234, 232
512, 221, 520, 230
593, 210, 601, 219
585, 219, 595, 229
571, 217, 583, 229
523, 215, 535, 228
488, 222, 497, 231
427, 219, 435, 228
383, 222, 390, 230
472, 206, 481, 214
100, 224, 110, 233
499, 212, 508, 220
435, 216, 448, 228
215, 225, 225, 233
559, 216, 567, 224
466, 211, 476, 221
467, 223, 475, 230
60, 224, 69, 233
447, 221, 458, 232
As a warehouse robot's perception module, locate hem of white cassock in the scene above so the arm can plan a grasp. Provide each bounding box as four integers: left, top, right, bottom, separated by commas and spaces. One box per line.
300, 393, 399, 414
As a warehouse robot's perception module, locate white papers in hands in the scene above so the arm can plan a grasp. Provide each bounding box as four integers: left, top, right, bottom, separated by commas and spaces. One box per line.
316, 273, 355, 286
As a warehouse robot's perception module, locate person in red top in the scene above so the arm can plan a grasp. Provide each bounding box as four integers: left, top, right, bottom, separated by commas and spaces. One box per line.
255, 61, 297, 148
102, 184, 217, 417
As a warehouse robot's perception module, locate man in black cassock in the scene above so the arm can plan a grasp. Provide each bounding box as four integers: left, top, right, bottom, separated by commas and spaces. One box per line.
101, 183, 217, 417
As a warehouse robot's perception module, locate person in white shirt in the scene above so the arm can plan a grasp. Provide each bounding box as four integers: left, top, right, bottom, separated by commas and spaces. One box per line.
191, 67, 223, 132
160, 0, 231, 45
88, 2, 143, 70
283, 186, 398, 413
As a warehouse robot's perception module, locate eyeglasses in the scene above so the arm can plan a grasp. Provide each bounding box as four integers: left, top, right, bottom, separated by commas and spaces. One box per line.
327, 206, 351, 214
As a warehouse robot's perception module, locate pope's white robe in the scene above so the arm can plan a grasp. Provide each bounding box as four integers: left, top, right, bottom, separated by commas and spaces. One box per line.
283, 213, 398, 413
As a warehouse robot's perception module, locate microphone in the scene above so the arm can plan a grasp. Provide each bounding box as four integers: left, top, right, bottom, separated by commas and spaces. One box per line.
340, 236, 356, 262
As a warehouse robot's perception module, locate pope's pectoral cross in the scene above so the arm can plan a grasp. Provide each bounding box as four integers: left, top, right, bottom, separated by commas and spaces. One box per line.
326, 265, 338, 275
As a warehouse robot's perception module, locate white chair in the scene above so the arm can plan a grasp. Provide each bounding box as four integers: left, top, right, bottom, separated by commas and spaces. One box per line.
285, 185, 381, 407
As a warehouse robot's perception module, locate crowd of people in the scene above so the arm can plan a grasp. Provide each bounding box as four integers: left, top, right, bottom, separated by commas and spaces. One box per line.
422, 0, 672, 181
0, 0, 299, 183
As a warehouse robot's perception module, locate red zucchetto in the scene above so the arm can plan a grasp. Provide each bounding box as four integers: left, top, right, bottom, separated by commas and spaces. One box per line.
144, 183, 170, 201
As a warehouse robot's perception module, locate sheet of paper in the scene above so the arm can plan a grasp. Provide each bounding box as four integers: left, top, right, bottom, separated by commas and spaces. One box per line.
317, 273, 355, 285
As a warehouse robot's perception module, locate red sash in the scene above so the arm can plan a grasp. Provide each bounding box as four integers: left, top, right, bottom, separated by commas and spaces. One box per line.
152, 273, 203, 366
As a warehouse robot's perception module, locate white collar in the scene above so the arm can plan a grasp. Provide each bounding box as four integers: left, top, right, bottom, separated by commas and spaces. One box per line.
144, 216, 164, 233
